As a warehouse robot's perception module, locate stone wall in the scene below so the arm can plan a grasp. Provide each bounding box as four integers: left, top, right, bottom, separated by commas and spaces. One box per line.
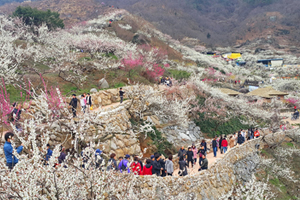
125, 131, 295, 200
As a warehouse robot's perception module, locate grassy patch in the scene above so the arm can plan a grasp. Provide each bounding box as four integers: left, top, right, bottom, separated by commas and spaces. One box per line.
6, 84, 27, 103
286, 142, 294, 147
112, 82, 126, 88
167, 69, 191, 80
195, 114, 249, 136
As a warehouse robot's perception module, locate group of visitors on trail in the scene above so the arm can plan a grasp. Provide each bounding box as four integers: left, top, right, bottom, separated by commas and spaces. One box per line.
159, 77, 172, 87
177, 141, 208, 176
69, 88, 125, 117
212, 128, 260, 157
110, 152, 174, 177
69, 93, 92, 117
3, 127, 261, 175
3, 132, 67, 170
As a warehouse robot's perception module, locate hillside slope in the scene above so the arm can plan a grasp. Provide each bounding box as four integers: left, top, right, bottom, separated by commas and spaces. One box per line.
1, 0, 300, 50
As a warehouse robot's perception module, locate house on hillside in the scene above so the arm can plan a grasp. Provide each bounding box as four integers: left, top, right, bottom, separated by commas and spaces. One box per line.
218, 88, 241, 97
222, 52, 242, 60
257, 59, 283, 67
247, 87, 288, 102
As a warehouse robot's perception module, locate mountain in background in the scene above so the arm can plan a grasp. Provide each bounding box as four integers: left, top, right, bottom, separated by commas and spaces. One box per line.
97, 0, 300, 48
1, 0, 300, 51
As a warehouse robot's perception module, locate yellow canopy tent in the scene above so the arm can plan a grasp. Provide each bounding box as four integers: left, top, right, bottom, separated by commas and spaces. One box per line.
229, 53, 241, 59
222, 53, 242, 60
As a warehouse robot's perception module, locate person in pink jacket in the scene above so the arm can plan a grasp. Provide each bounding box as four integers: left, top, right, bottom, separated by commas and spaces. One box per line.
191, 144, 198, 164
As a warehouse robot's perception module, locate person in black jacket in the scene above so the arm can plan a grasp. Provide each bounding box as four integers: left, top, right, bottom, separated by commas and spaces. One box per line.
237, 133, 245, 145
219, 136, 223, 154
159, 154, 166, 177
69, 94, 78, 117
178, 156, 188, 176
86, 93, 92, 113
198, 146, 206, 166
119, 88, 125, 103
178, 146, 187, 159
152, 153, 162, 176
107, 153, 118, 171
212, 136, 218, 157
200, 140, 207, 154
187, 147, 194, 168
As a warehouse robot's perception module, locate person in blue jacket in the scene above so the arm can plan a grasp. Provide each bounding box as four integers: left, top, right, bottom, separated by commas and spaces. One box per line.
118, 154, 130, 173
45, 144, 53, 162
3, 132, 24, 169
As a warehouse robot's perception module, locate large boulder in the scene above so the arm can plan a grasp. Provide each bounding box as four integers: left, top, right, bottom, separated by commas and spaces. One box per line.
98, 78, 109, 89
90, 88, 98, 93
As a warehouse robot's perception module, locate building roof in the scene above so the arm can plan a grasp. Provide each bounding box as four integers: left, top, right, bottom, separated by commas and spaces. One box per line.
218, 88, 241, 96
257, 59, 283, 62
247, 87, 288, 98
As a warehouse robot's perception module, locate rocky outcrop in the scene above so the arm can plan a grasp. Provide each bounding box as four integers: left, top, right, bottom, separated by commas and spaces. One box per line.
163, 121, 202, 147
98, 78, 109, 89
91, 88, 122, 106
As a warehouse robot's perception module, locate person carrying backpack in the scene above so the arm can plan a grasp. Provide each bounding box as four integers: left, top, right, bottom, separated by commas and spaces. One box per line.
118, 154, 130, 173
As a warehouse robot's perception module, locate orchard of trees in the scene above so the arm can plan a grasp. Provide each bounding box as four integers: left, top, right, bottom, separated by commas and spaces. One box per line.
13, 6, 64, 30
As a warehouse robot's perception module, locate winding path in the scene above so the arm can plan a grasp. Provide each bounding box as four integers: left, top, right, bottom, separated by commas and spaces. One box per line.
173, 147, 226, 176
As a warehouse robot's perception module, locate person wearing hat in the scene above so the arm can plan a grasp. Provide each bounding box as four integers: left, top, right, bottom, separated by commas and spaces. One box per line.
118, 154, 130, 173
3, 132, 24, 169
95, 149, 103, 169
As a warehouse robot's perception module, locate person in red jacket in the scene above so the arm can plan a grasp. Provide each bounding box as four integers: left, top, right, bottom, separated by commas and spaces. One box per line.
130, 156, 142, 175
254, 129, 260, 138
143, 159, 153, 175
221, 136, 228, 153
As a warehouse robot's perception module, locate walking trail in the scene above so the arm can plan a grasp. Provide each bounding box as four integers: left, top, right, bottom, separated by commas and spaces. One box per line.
173, 147, 228, 176
280, 112, 300, 128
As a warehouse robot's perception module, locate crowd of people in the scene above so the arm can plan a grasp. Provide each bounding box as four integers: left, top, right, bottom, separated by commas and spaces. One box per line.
212, 128, 261, 158
3, 126, 261, 177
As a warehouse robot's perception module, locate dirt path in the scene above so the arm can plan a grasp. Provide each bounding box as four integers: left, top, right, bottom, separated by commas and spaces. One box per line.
91, 100, 129, 113
173, 147, 229, 176
280, 112, 300, 128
